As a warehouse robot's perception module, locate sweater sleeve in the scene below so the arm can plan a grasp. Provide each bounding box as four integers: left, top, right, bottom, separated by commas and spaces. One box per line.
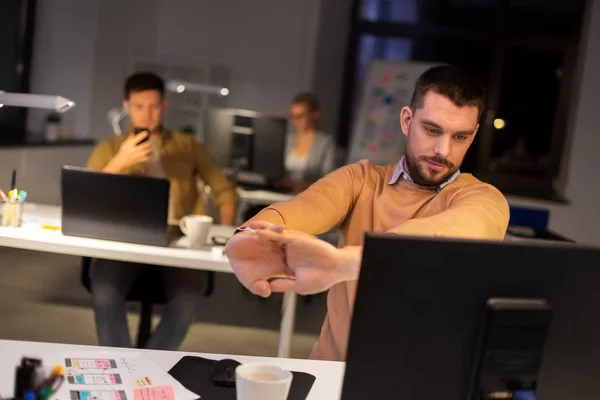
86, 139, 117, 170
387, 183, 510, 240
245, 161, 368, 235
193, 139, 238, 208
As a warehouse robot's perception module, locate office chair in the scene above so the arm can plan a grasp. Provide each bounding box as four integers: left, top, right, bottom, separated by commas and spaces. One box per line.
81, 257, 214, 348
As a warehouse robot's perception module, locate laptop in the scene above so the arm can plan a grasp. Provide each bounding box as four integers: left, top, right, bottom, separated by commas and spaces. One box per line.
61, 166, 171, 246
341, 234, 600, 400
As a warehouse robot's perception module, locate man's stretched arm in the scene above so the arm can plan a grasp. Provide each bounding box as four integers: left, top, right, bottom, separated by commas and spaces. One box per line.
386, 184, 509, 240
225, 161, 367, 297
255, 184, 510, 295
242, 161, 368, 235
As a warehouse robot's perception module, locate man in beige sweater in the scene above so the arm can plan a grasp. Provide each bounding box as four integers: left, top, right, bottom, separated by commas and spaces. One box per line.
225, 66, 510, 361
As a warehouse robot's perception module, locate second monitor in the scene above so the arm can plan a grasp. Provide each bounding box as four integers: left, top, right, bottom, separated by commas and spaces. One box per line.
204, 107, 287, 181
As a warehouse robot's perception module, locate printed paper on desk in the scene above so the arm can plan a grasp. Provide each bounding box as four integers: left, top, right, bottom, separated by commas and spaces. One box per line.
21, 215, 61, 228
42, 352, 198, 400
134, 386, 175, 400
70, 389, 129, 400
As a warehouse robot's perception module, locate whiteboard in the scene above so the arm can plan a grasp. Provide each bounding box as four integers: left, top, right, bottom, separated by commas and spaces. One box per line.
346, 60, 441, 165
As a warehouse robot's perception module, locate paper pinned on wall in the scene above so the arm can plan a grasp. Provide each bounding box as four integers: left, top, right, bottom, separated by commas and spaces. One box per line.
347, 60, 442, 166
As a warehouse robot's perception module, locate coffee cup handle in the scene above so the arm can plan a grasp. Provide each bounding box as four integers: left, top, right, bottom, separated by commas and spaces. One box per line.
179, 217, 188, 235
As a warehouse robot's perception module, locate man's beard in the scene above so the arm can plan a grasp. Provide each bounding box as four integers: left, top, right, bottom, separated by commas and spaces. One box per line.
404, 145, 459, 188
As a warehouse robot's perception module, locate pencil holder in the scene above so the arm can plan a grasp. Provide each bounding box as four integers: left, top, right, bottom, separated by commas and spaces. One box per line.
1, 200, 23, 227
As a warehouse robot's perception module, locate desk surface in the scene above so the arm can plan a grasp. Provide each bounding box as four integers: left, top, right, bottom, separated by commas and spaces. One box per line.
237, 188, 293, 205
0, 204, 235, 272
0, 339, 345, 400
0, 204, 300, 359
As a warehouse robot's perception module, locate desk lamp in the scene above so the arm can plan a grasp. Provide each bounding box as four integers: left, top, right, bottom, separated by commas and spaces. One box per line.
166, 80, 230, 97
0, 91, 75, 112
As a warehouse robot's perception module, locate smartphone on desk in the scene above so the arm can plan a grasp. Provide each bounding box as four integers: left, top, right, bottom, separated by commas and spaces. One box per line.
134, 127, 150, 143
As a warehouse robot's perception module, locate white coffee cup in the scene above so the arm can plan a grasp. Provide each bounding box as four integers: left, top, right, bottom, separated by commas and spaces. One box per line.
235, 364, 293, 400
179, 215, 213, 249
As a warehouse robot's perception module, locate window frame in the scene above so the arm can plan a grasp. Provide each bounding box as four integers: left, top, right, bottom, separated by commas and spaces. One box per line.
336, 0, 586, 201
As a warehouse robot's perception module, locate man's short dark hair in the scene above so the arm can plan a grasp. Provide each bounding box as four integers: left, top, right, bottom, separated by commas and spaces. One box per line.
410, 66, 486, 120
124, 72, 165, 99
292, 92, 321, 112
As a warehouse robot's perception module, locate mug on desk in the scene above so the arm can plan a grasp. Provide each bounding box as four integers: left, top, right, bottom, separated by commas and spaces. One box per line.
235, 364, 293, 400
179, 215, 213, 249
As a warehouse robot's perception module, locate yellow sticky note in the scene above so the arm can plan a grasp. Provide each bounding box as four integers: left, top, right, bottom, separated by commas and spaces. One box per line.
133, 377, 157, 388
369, 112, 381, 125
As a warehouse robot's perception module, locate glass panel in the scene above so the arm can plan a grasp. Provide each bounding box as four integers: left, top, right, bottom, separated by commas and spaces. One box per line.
507, 0, 585, 38
361, 0, 499, 30
356, 34, 413, 83
421, 0, 499, 30
361, 0, 420, 23
410, 35, 493, 83
489, 48, 563, 176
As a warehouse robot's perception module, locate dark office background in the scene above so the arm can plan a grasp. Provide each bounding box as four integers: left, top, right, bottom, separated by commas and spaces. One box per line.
0, 0, 36, 145
337, 0, 587, 200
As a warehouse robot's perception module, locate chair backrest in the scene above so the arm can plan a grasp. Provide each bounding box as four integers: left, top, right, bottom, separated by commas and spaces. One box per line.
80, 258, 167, 304
107, 107, 128, 135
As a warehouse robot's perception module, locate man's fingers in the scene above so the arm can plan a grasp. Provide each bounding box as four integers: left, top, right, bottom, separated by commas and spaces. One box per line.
249, 280, 272, 298
131, 131, 149, 144
255, 229, 289, 244
270, 279, 296, 293
248, 221, 273, 230
137, 142, 152, 152
134, 144, 152, 157
247, 221, 286, 232
270, 224, 286, 233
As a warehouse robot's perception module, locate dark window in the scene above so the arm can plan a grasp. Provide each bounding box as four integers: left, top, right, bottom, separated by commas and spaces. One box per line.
338, 0, 586, 200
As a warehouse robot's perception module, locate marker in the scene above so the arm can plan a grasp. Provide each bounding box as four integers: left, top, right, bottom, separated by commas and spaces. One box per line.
38, 365, 64, 400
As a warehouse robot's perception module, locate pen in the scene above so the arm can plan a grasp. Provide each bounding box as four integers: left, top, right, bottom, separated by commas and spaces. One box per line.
11, 169, 16, 191
235, 226, 256, 234
38, 365, 64, 400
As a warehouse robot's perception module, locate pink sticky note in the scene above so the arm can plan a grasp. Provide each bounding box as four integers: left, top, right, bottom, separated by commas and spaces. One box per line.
134, 386, 175, 400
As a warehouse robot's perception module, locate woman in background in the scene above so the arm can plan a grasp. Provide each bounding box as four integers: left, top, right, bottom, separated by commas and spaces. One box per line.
243, 93, 337, 222
278, 92, 336, 193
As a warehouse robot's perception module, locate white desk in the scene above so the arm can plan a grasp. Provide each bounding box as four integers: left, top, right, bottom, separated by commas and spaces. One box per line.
0, 339, 345, 400
235, 188, 294, 225
0, 204, 298, 358
237, 188, 294, 206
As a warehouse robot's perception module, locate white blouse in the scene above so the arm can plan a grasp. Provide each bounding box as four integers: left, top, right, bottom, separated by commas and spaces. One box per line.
285, 150, 310, 180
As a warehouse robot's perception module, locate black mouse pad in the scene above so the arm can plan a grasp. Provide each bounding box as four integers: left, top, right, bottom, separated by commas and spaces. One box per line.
168, 356, 316, 400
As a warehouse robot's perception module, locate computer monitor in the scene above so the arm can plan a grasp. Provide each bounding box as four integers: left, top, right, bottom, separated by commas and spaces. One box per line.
204, 107, 287, 180
341, 235, 600, 400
